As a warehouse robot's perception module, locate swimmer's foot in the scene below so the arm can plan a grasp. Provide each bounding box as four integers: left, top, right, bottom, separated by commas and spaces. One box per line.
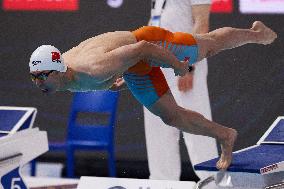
216, 128, 237, 170
251, 21, 277, 45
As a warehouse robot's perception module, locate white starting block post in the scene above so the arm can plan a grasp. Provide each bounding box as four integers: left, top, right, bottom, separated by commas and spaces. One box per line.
0, 106, 48, 189
77, 176, 196, 189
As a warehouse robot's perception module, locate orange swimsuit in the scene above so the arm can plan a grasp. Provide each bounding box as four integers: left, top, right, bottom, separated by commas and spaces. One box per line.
123, 26, 199, 107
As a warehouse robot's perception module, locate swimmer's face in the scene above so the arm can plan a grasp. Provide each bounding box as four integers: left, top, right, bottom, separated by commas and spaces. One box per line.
30, 70, 60, 94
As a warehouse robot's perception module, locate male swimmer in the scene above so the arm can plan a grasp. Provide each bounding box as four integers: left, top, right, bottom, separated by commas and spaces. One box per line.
29, 21, 277, 170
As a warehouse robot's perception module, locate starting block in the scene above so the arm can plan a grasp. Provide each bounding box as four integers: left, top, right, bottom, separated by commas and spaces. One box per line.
0, 106, 48, 189
194, 116, 284, 189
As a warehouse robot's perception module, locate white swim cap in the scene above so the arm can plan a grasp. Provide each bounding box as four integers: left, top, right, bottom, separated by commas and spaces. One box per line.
29, 45, 67, 72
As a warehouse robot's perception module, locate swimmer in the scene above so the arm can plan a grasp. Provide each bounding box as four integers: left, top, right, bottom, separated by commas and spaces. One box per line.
29, 21, 277, 170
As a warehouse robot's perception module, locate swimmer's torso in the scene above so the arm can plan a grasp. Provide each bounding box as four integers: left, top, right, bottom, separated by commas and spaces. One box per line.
62, 31, 137, 91
65, 72, 118, 92
61, 27, 198, 94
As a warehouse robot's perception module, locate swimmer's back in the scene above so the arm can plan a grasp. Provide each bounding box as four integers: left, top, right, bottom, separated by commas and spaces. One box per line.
76, 31, 137, 52
62, 31, 138, 73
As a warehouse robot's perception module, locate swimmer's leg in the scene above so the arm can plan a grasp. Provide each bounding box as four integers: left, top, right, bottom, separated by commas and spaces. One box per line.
146, 91, 237, 170
195, 21, 277, 61
133, 21, 276, 65
124, 66, 236, 170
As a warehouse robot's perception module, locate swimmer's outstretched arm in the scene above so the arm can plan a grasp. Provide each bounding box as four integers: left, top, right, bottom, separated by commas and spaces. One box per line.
93, 40, 187, 80
195, 21, 277, 61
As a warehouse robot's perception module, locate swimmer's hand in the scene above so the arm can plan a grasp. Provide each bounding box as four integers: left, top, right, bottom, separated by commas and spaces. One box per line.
114, 77, 125, 87
174, 60, 189, 77
110, 77, 125, 91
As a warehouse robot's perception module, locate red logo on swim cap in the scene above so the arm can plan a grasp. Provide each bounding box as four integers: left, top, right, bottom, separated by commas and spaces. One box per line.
51, 52, 61, 63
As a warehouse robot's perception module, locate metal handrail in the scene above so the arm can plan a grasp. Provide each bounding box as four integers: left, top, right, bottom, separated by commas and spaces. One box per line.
265, 182, 284, 189
195, 175, 215, 189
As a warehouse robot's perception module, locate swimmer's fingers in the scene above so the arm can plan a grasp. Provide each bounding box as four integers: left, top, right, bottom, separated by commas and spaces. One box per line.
115, 77, 125, 87
110, 77, 125, 91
